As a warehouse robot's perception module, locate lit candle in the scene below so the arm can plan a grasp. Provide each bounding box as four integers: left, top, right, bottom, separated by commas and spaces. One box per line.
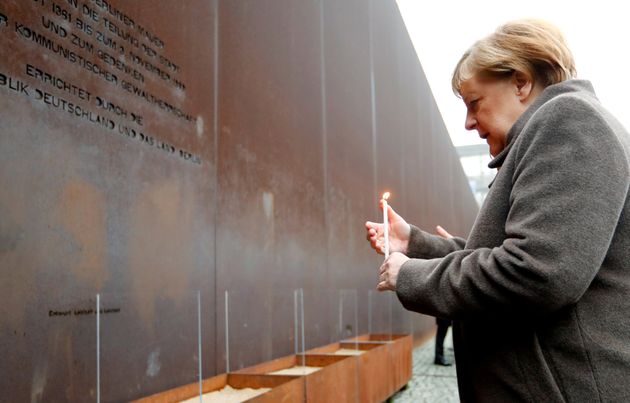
382, 192, 390, 259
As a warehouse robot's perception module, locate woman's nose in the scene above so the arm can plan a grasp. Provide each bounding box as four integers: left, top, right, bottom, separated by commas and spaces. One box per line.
465, 112, 476, 131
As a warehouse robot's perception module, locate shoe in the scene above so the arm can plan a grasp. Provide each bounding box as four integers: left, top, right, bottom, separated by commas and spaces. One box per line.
434, 355, 452, 366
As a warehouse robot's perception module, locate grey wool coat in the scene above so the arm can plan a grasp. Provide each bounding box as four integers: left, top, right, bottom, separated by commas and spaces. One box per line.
396, 80, 630, 402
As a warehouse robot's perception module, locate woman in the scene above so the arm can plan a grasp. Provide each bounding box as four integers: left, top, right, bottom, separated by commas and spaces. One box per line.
366, 20, 630, 401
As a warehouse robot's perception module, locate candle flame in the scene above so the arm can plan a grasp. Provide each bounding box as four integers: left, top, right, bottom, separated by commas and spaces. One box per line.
382, 192, 390, 200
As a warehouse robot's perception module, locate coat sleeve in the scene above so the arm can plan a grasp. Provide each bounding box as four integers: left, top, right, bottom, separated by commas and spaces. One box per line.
396, 97, 629, 319
406, 225, 467, 259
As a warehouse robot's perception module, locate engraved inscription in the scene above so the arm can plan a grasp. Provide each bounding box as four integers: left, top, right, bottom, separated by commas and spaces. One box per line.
15, 21, 119, 83
0, 73, 29, 96
48, 307, 121, 317
1, 1, 203, 164
42, 15, 68, 38
1, 69, 201, 164
26, 63, 92, 101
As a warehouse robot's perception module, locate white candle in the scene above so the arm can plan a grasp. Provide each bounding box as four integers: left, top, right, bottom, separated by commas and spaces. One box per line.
382, 192, 390, 259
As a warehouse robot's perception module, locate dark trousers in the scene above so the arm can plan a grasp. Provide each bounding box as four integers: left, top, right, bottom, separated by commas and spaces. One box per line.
435, 317, 452, 358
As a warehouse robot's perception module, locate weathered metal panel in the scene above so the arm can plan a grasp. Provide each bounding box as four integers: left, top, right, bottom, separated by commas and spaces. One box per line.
0, 0, 217, 400
0, 0, 477, 400
215, 0, 328, 371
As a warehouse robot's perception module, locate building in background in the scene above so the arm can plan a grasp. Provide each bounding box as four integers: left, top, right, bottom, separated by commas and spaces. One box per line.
456, 144, 494, 206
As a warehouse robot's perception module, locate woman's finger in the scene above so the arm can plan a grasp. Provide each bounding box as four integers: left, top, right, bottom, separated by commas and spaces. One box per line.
436, 225, 453, 239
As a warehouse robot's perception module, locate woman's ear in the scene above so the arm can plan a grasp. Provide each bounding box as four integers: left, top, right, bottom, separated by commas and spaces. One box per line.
512, 71, 534, 101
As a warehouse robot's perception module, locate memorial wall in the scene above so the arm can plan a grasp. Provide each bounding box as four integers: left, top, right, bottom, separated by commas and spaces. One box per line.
0, 0, 478, 401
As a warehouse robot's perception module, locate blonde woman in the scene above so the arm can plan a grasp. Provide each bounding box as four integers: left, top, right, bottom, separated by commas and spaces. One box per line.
366, 20, 630, 401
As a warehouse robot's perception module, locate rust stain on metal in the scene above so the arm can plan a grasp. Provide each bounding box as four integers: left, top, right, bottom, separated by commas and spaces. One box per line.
128, 180, 195, 328
54, 179, 108, 288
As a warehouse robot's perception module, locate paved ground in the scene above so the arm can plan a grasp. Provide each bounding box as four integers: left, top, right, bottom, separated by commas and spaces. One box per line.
390, 331, 459, 402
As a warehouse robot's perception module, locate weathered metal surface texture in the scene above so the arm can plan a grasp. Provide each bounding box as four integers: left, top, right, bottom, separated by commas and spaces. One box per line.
369, 0, 410, 337
216, 0, 326, 290
0, 0, 216, 401
320, 0, 377, 341
321, 0, 374, 291
215, 0, 328, 372
0, 0, 478, 401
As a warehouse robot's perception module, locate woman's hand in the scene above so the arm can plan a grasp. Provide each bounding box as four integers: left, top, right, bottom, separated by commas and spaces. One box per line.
365, 201, 411, 255
436, 225, 453, 239
377, 252, 410, 291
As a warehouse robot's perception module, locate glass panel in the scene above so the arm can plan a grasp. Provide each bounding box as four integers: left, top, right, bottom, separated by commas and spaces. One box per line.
301, 289, 337, 351
98, 291, 201, 402
224, 288, 297, 372
300, 289, 360, 402
368, 289, 393, 341
338, 289, 358, 345
300, 289, 359, 348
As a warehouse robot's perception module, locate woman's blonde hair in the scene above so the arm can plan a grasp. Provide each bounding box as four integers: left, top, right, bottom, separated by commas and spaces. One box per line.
452, 19, 577, 95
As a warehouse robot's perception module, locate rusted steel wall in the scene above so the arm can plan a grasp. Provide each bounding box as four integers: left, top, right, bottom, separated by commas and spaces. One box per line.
0, 0, 477, 400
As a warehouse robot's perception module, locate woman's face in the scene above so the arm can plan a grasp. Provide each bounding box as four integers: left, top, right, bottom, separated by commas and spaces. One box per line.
460, 74, 533, 157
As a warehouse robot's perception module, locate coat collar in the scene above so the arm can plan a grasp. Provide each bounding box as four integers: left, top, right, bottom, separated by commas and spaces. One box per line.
487, 79, 597, 170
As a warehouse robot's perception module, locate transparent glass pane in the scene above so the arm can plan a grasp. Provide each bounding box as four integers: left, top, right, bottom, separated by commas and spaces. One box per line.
368, 289, 393, 341
299, 289, 361, 402
98, 291, 201, 402
338, 289, 358, 343
301, 289, 337, 351
224, 288, 297, 372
